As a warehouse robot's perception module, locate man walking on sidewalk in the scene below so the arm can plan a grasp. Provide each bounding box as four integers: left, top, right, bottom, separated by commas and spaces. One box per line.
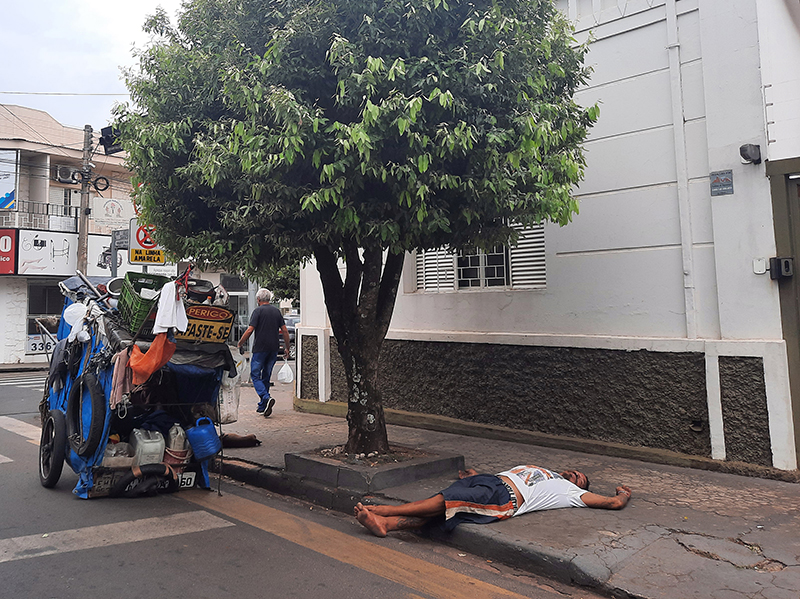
354, 465, 632, 537
237, 288, 291, 417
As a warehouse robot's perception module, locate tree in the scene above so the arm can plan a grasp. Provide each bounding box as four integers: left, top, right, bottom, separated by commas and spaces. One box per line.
118, 0, 597, 454
262, 262, 300, 306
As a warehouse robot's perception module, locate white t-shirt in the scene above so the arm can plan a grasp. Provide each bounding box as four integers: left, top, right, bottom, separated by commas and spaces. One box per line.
496, 465, 587, 516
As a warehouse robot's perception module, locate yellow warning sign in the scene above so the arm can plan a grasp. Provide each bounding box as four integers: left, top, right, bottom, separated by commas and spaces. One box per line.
130, 248, 166, 264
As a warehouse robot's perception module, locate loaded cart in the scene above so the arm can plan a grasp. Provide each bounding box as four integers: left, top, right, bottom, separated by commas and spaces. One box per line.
38, 270, 244, 499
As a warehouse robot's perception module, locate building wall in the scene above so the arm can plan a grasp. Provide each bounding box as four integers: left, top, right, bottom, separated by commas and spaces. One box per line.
756, 0, 800, 162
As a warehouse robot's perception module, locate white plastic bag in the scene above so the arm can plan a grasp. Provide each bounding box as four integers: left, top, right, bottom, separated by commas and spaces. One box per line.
218, 347, 246, 424
277, 359, 294, 384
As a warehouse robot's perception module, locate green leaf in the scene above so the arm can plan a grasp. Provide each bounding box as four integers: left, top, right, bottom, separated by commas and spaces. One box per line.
418, 154, 430, 173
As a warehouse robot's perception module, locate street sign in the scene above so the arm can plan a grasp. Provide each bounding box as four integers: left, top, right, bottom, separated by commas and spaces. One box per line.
111, 228, 129, 249
128, 218, 166, 264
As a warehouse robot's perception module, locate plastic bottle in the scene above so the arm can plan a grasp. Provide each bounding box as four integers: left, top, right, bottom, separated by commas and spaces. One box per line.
168, 424, 186, 451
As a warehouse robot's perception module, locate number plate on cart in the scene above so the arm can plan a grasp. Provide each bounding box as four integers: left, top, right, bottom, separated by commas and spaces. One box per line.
179, 471, 196, 489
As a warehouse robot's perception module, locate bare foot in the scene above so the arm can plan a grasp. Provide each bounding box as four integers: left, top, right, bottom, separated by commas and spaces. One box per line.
459, 468, 478, 479
354, 503, 388, 537
361, 504, 395, 516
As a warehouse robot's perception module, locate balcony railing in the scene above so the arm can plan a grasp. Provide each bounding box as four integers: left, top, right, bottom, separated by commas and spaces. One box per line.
16, 200, 80, 218
0, 201, 79, 233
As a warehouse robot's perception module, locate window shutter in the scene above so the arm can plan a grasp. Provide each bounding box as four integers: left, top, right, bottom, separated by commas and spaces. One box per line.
415, 248, 455, 292
509, 224, 546, 288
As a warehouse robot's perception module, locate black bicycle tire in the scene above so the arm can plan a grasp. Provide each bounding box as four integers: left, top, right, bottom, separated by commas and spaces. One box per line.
108, 463, 179, 498
66, 372, 106, 457
39, 410, 66, 488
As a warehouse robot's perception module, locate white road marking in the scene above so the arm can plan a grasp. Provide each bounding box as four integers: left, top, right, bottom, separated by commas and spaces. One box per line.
0, 375, 48, 390
0, 416, 41, 445
0, 454, 11, 465
0, 510, 235, 564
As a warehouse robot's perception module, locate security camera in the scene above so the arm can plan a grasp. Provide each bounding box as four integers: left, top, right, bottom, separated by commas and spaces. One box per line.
740, 144, 761, 165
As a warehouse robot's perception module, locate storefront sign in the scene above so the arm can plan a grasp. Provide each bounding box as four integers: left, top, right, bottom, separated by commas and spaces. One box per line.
0, 229, 16, 274
17, 230, 78, 276
0, 150, 17, 210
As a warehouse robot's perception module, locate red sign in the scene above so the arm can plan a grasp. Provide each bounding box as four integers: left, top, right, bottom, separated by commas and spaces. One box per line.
0, 229, 16, 274
136, 225, 158, 249
184, 305, 234, 322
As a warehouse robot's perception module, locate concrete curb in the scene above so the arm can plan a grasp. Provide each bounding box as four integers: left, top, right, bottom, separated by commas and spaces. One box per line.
214, 458, 366, 514
294, 397, 800, 483
214, 456, 621, 597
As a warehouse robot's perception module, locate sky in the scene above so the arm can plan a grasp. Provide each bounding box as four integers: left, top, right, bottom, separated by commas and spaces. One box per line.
1, 0, 184, 131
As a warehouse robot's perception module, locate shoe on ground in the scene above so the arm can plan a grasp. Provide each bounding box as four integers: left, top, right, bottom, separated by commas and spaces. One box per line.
263, 397, 276, 417
256, 403, 266, 414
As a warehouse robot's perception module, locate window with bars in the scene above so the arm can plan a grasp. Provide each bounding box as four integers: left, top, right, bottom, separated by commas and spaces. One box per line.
457, 245, 509, 288
48, 186, 78, 207
415, 224, 546, 292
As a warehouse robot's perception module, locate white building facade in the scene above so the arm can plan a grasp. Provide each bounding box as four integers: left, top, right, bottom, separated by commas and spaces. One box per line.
298, 0, 800, 471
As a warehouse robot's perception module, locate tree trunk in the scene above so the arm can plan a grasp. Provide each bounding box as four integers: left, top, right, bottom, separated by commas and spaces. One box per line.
313, 243, 404, 455
339, 336, 389, 454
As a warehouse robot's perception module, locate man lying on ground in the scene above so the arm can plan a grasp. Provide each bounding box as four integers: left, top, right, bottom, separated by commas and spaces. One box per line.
354, 464, 632, 537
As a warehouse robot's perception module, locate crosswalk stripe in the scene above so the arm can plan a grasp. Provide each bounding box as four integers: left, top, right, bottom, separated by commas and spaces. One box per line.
0, 416, 42, 445
0, 511, 234, 564
0, 379, 47, 386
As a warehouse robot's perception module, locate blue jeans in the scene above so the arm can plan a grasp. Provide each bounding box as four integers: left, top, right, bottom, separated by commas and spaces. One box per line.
251, 351, 279, 408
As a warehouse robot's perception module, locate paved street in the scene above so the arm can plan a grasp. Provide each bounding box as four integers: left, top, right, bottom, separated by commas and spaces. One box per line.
5, 363, 800, 598
0, 369, 605, 599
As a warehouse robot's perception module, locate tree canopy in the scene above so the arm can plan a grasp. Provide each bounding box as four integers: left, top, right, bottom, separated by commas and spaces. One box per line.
121, 0, 594, 270
118, 0, 596, 453
262, 262, 300, 305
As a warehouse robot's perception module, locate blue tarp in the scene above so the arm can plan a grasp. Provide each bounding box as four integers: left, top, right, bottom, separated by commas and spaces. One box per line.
48, 323, 114, 498
48, 298, 222, 498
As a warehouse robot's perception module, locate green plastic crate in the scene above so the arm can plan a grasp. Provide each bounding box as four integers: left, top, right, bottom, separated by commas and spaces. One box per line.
117, 272, 170, 334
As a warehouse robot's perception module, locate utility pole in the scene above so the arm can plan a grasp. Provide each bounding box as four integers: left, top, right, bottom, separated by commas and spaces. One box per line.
76, 124, 93, 273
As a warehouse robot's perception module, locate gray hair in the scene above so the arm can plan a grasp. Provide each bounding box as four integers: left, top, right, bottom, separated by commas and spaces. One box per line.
256, 288, 272, 303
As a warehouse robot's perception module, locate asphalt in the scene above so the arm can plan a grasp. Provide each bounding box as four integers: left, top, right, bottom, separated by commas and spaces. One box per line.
216, 371, 800, 599
9, 360, 800, 597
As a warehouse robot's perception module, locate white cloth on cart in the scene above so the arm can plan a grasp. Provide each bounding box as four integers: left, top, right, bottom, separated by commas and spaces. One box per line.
152, 281, 188, 334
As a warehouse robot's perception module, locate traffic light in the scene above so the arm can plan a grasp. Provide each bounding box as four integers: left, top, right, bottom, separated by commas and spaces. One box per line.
99, 126, 123, 155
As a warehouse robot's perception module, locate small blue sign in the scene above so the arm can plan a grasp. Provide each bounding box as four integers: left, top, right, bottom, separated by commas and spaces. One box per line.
710, 170, 734, 196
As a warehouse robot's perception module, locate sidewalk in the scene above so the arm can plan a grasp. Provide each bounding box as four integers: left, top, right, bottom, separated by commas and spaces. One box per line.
220, 377, 799, 599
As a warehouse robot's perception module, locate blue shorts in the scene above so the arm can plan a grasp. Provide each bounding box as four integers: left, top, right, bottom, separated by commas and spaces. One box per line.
438, 474, 516, 532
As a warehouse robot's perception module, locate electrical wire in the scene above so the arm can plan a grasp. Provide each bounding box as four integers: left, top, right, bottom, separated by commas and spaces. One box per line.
0, 106, 74, 160
0, 92, 129, 97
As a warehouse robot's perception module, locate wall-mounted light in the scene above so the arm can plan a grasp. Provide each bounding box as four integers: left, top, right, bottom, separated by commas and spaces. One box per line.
740, 143, 762, 165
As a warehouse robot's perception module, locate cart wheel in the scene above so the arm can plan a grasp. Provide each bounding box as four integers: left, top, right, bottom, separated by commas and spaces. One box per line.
39, 410, 66, 488
66, 372, 107, 457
